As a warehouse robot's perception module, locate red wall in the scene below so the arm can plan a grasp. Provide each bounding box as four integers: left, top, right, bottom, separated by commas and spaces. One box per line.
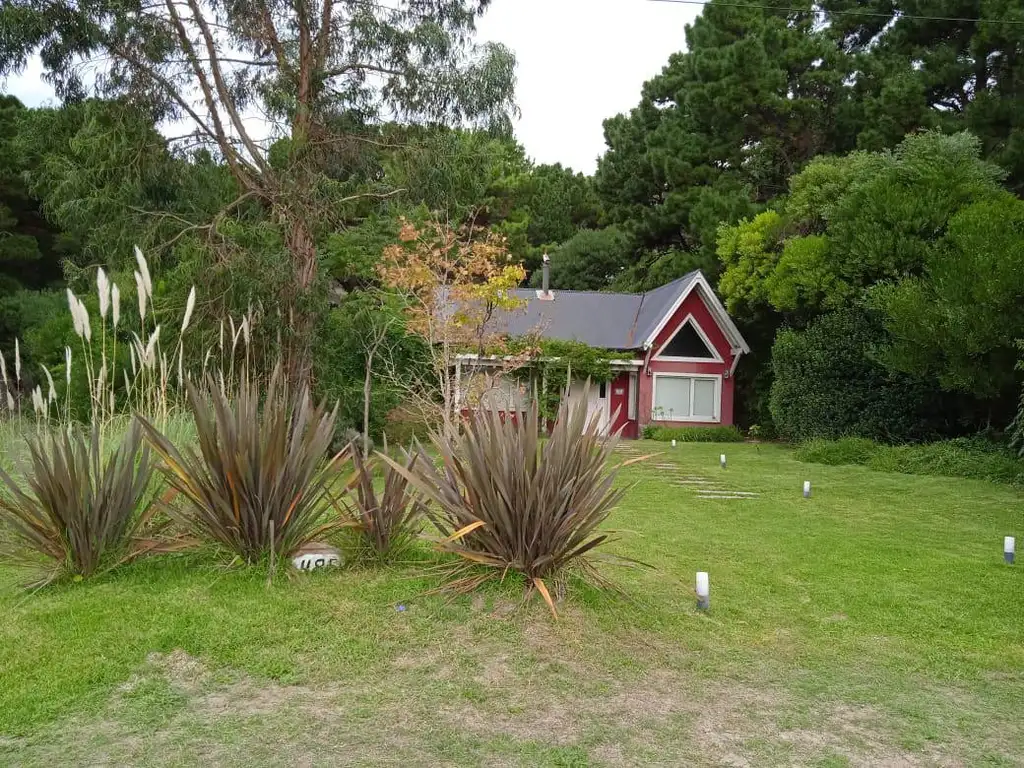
637, 287, 736, 429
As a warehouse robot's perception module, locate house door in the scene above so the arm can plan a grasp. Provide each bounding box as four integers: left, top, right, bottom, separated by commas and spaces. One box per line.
567, 380, 610, 435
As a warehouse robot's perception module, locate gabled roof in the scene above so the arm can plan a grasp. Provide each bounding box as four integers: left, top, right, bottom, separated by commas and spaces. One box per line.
495, 271, 750, 354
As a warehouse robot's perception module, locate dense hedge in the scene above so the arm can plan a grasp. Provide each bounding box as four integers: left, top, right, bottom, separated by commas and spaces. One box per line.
641, 425, 744, 442
769, 311, 948, 443
796, 436, 1024, 485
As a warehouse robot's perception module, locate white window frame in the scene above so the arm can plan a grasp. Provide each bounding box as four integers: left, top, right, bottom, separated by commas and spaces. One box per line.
651, 373, 722, 423
652, 314, 724, 364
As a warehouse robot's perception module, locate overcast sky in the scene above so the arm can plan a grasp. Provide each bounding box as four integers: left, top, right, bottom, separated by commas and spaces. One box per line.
1, 0, 699, 175
476, 0, 698, 172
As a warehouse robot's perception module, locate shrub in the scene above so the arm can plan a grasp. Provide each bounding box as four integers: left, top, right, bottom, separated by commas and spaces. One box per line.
1012, 346, 1024, 458
643, 425, 744, 443
0, 420, 157, 585
770, 310, 949, 443
795, 437, 879, 466
333, 449, 424, 560
140, 367, 348, 563
796, 436, 1024, 485
383, 410, 434, 447
868, 438, 1024, 485
383, 389, 642, 617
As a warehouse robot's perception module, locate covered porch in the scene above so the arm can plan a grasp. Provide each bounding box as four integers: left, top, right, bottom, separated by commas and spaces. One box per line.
454, 354, 644, 438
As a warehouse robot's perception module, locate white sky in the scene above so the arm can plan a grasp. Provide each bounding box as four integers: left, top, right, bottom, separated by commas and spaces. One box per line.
476, 0, 698, 172
1, 0, 698, 175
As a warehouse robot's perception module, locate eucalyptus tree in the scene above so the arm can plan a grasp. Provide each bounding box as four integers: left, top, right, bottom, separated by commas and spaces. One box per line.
0, 0, 516, 380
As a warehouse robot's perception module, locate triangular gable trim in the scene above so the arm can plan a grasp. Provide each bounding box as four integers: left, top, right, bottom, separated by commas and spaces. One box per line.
653, 314, 724, 363
642, 272, 751, 355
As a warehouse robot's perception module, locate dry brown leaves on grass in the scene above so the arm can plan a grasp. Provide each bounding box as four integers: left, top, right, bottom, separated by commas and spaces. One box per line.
3, 638, 1013, 767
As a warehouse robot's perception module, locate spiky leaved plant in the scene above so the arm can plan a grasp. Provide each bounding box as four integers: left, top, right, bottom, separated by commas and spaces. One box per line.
139, 365, 348, 563
332, 449, 425, 561
382, 389, 649, 617
0, 420, 158, 586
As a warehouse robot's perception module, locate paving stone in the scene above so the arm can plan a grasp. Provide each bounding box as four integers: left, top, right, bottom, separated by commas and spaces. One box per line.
696, 493, 761, 499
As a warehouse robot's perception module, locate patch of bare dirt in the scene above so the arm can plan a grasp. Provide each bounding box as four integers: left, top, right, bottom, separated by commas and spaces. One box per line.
10, 643, 1018, 767
437, 641, 978, 768
778, 704, 966, 767
142, 649, 209, 694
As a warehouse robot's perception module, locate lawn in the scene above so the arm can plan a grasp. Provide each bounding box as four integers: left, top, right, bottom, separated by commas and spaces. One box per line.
0, 440, 1021, 766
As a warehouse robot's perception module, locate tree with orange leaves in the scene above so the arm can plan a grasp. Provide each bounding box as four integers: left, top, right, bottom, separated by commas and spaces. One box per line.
379, 219, 530, 438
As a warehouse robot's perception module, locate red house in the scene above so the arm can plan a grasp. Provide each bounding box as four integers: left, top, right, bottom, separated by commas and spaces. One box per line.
458, 266, 750, 438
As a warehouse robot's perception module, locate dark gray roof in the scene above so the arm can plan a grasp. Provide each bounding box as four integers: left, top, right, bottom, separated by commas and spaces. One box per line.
494, 271, 701, 351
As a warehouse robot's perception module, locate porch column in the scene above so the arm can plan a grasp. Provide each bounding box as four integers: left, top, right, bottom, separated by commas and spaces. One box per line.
454, 357, 462, 411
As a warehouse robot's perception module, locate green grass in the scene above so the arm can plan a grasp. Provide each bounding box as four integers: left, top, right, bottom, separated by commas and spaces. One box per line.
0, 440, 1022, 766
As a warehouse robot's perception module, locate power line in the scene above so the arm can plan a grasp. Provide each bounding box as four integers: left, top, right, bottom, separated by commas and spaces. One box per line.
646, 0, 1024, 26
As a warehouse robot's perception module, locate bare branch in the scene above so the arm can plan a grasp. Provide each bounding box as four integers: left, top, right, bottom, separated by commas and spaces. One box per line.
253, 0, 294, 77
323, 63, 405, 79
184, 0, 271, 173
160, 0, 258, 183
316, 0, 336, 71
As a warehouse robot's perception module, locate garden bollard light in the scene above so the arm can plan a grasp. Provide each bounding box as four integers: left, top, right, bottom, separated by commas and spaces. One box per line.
672, 439, 677, 448
803, 480, 811, 498
1005, 536, 1015, 565
720, 453, 726, 468
696, 572, 710, 610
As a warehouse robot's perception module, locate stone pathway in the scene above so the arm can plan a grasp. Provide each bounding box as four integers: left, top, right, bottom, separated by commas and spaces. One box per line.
614, 442, 760, 501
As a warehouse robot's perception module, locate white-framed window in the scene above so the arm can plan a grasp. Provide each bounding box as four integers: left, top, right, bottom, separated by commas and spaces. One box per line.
653, 314, 724, 363
651, 373, 721, 422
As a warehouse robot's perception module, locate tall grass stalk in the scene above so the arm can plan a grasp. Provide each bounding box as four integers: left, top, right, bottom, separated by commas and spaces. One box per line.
0, 247, 268, 432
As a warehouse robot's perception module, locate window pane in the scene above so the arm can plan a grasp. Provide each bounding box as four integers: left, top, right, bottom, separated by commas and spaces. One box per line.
627, 373, 638, 419
661, 321, 716, 359
692, 378, 716, 419
654, 377, 690, 419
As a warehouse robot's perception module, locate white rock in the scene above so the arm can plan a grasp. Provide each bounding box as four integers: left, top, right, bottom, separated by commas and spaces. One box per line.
292, 543, 342, 571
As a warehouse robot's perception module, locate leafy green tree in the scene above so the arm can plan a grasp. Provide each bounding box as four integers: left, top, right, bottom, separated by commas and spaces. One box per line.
593, 0, 1024, 297
834, 1, 1024, 188
0, 97, 62, 288
1, 0, 516, 382
528, 227, 631, 292
0, 96, 68, 359
718, 132, 1008, 322
595, 0, 851, 282
16, 100, 237, 275
716, 211, 786, 317
718, 131, 1013, 432
871, 194, 1024, 406
770, 310, 951, 442
517, 163, 600, 248
385, 129, 602, 277
387, 129, 529, 228
315, 290, 420, 447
